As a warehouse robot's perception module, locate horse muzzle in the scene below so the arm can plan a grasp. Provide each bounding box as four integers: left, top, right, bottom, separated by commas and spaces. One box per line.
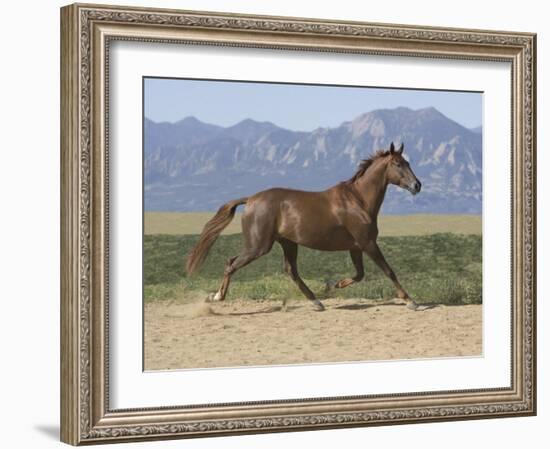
404, 180, 421, 195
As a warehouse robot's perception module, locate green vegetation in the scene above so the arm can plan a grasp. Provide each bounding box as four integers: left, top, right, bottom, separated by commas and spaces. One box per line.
144, 233, 482, 306
144, 212, 482, 236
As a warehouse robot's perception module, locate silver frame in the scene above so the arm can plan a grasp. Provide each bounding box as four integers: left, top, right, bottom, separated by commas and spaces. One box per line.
61, 3, 536, 445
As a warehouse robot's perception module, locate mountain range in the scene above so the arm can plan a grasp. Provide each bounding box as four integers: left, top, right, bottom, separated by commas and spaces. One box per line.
144, 107, 482, 214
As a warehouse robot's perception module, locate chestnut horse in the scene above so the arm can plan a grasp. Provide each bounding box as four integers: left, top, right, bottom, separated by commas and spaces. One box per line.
186, 142, 422, 311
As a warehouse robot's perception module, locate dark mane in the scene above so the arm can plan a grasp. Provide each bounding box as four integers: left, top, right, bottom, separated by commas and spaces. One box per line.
346, 150, 390, 184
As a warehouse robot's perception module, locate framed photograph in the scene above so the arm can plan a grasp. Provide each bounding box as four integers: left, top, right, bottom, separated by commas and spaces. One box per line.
60, 3, 536, 445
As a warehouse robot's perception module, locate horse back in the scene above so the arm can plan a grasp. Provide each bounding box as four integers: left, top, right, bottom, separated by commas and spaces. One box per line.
243, 186, 369, 251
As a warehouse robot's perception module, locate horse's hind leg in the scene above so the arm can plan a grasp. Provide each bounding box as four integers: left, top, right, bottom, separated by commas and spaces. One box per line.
210, 245, 273, 302
280, 239, 325, 312
209, 256, 236, 301
332, 249, 364, 289
210, 211, 275, 302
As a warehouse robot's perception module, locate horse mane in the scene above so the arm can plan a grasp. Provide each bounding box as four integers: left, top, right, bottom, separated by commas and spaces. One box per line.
346, 149, 391, 184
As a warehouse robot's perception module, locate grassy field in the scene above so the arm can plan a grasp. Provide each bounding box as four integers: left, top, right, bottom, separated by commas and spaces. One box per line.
144, 232, 482, 306
145, 212, 482, 236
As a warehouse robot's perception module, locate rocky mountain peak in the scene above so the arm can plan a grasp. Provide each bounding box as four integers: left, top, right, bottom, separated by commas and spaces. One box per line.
144, 107, 482, 214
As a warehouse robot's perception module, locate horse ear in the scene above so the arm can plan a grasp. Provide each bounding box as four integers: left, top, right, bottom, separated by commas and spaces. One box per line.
389, 142, 395, 154
397, 143, 404, 154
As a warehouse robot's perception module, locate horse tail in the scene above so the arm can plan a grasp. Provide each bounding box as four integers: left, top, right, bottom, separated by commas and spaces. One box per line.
185, 197, 248, 274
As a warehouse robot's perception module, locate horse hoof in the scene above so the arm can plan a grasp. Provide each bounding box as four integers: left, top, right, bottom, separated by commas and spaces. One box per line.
312, 300, 325, 312
324, 280, 337, 292
206, 292, 222, 303
406, 301, 419, 311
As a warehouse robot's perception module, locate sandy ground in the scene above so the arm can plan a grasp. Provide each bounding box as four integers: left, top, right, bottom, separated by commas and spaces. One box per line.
144, 298, 482, 371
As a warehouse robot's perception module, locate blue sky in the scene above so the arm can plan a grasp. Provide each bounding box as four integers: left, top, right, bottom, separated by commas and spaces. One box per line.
144, 77, 482, 131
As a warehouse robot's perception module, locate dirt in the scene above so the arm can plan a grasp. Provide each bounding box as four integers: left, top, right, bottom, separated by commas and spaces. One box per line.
144, 298, 482, 371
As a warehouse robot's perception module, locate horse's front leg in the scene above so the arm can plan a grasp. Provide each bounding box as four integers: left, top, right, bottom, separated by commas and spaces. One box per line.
363, 240, 418, 310
332, 249, 364, 289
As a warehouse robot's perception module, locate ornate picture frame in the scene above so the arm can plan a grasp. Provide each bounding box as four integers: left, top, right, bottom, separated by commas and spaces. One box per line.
60, 3, 536, 445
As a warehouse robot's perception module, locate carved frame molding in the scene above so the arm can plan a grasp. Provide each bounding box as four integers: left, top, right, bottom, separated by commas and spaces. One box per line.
61, 3, 536, 445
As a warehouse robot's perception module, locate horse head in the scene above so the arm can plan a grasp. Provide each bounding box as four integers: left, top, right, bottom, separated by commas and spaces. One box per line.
385, 142, 421, 195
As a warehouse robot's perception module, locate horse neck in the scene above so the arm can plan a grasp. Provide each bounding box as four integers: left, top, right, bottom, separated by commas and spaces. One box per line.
352, 160, 389, 217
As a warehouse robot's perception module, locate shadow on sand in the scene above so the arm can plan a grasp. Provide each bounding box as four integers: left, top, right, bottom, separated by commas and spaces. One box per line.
209, 299, 449, 316
333, 301, 440, 311
224, 305, 301, 316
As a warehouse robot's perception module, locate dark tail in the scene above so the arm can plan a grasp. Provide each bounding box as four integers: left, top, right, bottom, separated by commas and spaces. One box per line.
185, 197, 248, 274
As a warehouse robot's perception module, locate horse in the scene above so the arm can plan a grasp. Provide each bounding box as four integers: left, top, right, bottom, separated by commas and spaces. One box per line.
185, 142, 422, 312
